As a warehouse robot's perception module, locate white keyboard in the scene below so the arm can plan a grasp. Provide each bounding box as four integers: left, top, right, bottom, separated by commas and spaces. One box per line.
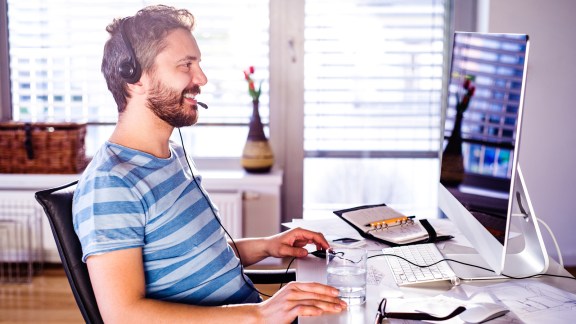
383, 243, 457, 286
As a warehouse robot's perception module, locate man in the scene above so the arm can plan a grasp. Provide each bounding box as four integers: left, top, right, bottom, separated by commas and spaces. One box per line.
72, 5, 346, 323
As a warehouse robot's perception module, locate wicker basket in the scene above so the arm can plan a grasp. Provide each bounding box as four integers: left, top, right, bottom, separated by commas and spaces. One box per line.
0, 122, 89, 174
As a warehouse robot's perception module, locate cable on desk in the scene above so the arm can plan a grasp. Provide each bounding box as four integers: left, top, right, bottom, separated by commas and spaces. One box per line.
279, 257, 297, 290
368, 253, 576, 281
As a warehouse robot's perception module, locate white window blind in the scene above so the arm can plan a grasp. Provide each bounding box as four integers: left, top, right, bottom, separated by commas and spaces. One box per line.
302, 0, 450, 217
304, 0, 448, 158
6, 0, 269, 157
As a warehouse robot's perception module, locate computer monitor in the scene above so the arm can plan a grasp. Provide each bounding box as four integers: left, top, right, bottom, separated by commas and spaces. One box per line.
438, 32, 548, 279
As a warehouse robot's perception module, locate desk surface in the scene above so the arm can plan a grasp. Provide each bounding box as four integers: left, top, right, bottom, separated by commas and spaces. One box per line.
292, 218, 576, 323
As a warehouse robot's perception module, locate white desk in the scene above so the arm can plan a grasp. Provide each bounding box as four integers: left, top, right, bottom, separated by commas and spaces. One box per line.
292, 218, 576, 323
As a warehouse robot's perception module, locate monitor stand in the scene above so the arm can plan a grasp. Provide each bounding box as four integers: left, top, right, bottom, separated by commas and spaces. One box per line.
501, 164, 549, 277
439, 164, 549, 281
438, 183, 508, 280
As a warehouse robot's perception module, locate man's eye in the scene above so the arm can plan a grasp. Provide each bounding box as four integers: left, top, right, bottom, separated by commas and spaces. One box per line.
180, 62, 192, 71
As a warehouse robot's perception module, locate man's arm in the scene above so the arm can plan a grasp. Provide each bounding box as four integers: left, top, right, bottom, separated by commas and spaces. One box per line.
87, 248, 260, 323
87, 246, 344, 323
230, 227, 330, 266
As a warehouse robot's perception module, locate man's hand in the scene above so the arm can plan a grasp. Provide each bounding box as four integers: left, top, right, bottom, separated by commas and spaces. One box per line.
231, 227, 330, 266
256, 281, 346, 323
264, 227, 330, 259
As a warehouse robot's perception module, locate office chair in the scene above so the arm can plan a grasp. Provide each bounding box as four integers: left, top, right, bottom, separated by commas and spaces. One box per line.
35, 181, 295, 324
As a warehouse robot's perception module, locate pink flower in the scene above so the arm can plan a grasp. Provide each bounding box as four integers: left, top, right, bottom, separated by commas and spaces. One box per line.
456, 76, 476, 113
243, 66, 261, 102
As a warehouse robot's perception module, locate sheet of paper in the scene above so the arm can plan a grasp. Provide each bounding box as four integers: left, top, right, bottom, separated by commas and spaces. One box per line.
439, 280, 576, 323
282, 218, 389, 250
282, 218, 359, 237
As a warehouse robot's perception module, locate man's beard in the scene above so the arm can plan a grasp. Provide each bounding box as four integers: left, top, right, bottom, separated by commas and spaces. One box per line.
146, 77, 199, 128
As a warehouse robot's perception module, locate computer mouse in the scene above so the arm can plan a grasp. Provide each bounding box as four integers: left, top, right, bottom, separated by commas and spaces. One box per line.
310, 249, 328, 259
459, 302, 509, 323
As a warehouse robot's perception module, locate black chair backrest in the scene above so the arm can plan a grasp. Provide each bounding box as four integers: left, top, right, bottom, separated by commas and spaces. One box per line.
35, 181, 104, 324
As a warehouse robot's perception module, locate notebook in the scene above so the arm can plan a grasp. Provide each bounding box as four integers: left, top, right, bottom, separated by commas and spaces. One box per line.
333, 203, 453, 246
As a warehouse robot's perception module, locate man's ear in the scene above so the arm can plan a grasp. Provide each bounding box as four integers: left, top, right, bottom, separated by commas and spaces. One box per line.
130, 71, 154, 96
126, 80, 146, 96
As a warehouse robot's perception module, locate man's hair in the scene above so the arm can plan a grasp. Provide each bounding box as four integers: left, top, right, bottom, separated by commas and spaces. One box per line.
101, 5, 195, 112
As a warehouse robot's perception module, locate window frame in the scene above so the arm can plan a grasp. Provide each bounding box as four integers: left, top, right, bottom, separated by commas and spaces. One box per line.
0, 0, 11, 121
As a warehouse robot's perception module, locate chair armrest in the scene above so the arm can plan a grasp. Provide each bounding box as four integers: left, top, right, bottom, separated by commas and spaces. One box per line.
244, 268, 296, 284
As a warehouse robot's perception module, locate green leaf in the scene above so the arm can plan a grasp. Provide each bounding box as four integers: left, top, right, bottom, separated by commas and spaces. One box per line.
249, 88, 258, 100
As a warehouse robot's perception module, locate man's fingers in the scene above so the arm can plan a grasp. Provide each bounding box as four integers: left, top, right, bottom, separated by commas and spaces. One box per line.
279, 245, 308, 257
258, 281, 347, 323
293, 229, 330, 249
285, 298, 345, 316
284, 281, 339, 295
280, 282, 347, 309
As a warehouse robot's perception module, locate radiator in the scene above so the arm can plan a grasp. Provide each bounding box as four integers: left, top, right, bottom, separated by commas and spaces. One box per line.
209, 191, 243, 239
0, 198, 43, 282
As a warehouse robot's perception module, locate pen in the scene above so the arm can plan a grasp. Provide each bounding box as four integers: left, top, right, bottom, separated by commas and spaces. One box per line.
365, 215, 415, 228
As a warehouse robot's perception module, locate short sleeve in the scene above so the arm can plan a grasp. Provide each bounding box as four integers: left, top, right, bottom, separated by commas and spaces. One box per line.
73, 175, 147, 262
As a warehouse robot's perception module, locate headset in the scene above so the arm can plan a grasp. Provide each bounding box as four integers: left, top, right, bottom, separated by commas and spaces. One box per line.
118, 18, 142, 84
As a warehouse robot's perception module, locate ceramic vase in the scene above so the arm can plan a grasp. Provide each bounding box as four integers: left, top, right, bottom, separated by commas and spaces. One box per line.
241, 100, 274, 173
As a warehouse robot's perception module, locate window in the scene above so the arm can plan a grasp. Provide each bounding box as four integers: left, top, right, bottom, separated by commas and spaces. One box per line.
3, 0, 269, 158
1, 0, 453, 222
303, 0, 450, 218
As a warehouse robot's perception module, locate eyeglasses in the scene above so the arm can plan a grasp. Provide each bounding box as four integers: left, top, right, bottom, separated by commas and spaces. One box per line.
374, 298, 466, 323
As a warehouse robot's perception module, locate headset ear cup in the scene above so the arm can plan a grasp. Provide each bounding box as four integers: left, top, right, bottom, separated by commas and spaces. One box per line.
118, 61, 135, 80
118, 60, 141, 84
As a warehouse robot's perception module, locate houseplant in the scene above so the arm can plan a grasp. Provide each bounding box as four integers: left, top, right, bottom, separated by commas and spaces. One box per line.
241, 66, 274, 173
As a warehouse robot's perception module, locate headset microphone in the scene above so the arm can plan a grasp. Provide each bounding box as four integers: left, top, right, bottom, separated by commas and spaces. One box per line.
197, 101, 208, 109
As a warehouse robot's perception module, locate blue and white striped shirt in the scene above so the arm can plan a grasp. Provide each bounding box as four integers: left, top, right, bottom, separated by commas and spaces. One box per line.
72, 141, 260, 305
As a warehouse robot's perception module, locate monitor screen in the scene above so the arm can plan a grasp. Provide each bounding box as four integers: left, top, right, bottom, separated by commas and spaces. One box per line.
440, 32, 529, 245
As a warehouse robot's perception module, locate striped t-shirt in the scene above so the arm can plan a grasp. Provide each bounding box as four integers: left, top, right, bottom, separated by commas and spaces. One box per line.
72, 141, 260, 306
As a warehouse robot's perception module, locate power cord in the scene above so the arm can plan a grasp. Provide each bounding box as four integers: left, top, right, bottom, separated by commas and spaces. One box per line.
177, 128, 294, 298
537, 218, 564, 267
368, 253, 576, 281
511, 212, 564, 267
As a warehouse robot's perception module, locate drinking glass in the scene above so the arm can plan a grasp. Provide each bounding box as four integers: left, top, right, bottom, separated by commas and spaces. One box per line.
326, 248, 367, 305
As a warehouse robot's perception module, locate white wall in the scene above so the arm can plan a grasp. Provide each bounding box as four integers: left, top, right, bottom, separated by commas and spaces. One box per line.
486, 0, 576, 266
